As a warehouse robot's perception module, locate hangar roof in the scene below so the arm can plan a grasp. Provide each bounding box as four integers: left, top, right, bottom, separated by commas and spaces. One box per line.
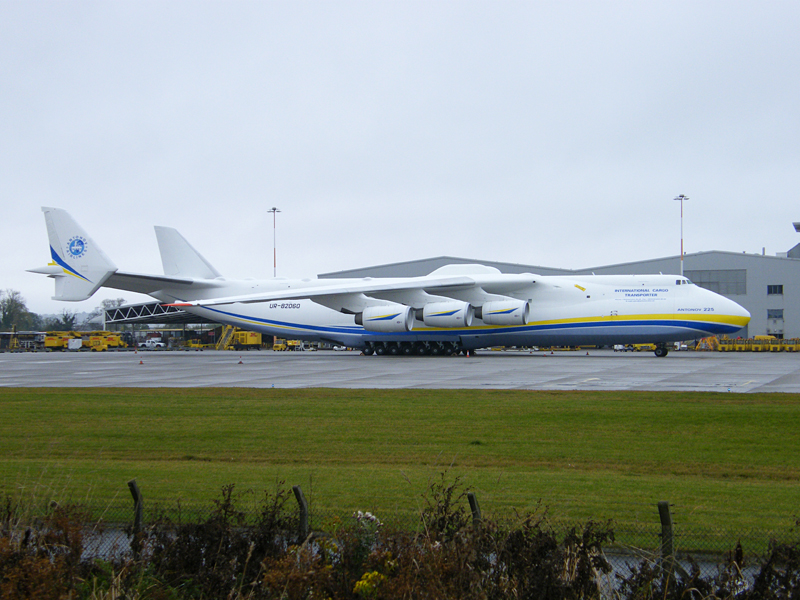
320, 255, 573, 278
320, 250, 800, 279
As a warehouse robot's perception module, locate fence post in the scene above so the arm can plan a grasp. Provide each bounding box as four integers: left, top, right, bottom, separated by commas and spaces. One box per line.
658, 500, 677, 587
293, 485, 309, 542
128, 479, 144, 559
658, 501, 691, 584
658, 501, 673, 558
467, 491, 482, 526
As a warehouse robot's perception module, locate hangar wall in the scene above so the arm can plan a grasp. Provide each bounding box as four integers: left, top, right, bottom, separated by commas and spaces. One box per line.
321, 251, 800, 340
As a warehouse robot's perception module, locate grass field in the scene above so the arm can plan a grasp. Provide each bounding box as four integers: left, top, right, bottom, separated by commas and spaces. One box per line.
1, 387, 798, 536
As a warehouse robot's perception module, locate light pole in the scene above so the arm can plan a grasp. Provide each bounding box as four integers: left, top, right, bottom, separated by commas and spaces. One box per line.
268, 207, 281, 277
673, 195, 689, 277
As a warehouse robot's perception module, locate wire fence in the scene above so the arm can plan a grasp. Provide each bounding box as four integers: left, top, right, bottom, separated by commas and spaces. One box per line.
49, 490, 797, 585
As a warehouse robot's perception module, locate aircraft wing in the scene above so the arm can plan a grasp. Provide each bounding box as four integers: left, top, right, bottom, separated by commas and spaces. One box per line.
166, 273, 537, 309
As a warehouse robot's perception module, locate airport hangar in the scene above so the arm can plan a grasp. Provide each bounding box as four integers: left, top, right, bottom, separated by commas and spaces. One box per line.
107, 235, 800, 341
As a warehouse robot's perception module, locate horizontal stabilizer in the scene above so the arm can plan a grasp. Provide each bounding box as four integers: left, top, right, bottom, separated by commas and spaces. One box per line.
103, 271, 209, 295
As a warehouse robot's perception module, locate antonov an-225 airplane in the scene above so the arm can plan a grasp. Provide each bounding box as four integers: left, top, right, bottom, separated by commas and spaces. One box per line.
30, 207, 750, 357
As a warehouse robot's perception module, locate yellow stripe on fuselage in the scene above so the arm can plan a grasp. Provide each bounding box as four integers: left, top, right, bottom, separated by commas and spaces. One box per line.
412, 312, 750, 332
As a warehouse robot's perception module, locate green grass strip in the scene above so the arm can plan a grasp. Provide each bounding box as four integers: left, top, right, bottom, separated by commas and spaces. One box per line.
1, 388, 798, 540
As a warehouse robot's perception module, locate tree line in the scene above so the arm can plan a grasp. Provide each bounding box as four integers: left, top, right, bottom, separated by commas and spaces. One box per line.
0, 289, 125, 332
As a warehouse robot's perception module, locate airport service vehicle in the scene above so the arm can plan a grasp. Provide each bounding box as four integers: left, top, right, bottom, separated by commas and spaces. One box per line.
138, 339, 166, 349
29, 208, 751, 357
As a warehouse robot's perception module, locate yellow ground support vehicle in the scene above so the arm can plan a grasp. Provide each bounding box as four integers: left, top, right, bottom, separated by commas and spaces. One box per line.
734, 339, 750, 352
783, 339, 799, 352
83, 335, 109, 352
44, 333, 74, 351
232, 331, 262, 350
633, 343, 656, 352
44, 331, 128, 352
273, 338, 304, 351
185, 339, 214, 349
751, 335, 775, 352
695, 337, 719, 351
216, 326, 237, 350
718, 338, 735, 352
86, 331, 129, 351
215, 326, 263, 350
105, 333, 127, 349
769, 337, 784, 352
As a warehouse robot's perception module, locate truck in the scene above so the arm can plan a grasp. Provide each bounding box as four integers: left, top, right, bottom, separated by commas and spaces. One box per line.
138, 338, 166, 349
84, 335, 109, 352
231, 331, 262, 350
45, 332, 76, 351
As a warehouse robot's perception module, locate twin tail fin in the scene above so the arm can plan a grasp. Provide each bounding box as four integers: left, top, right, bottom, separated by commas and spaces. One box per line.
29, 207, 224, 302
28, 207, 117, 301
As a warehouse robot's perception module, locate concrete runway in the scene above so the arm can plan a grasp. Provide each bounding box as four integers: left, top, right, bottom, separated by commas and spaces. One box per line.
1, 348, 799, 392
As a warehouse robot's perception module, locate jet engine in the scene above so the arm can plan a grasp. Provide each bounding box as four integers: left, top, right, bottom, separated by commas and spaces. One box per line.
422, 301, 474, 328
476, 300, 530, 326
356, 304, 415, 332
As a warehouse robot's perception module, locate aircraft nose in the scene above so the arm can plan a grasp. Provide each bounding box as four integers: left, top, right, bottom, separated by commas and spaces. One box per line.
725, 296, 751, 325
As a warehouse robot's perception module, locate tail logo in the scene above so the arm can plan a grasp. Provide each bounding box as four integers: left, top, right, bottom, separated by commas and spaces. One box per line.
67, 236, 87, 259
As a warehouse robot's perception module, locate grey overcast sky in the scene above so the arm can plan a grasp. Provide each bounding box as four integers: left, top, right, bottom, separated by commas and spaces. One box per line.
2, 1, 799, 314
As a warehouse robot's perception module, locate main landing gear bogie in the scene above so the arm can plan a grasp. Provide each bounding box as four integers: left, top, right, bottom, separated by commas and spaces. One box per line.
654, 345, 669, 358
364, 341, 462, 357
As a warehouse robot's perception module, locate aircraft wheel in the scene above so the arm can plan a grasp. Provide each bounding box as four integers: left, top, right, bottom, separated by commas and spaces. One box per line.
430, 344, 443, 356
654, 347, 669, 358
415, 343, 428, 355
375, 344, 386, 356
401, 343, 414, 356
388, 344, 400, 355
363, 346, 374, 356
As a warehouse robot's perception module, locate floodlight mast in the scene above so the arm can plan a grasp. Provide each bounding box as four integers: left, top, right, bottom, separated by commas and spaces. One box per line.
268, 207, 281, 278
674, 195, 689, 277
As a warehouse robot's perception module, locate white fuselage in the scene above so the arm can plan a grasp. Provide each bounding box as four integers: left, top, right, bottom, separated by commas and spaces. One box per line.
151, 273, 750, 350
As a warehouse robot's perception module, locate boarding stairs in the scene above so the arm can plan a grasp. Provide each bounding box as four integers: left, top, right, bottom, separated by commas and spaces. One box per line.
216, 325, 236, 351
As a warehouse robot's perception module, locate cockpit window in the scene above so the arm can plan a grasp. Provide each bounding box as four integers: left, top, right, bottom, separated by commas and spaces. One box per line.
675, 279, 694, 285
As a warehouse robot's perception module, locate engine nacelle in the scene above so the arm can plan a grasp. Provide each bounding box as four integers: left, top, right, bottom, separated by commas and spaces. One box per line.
357, 305, 415, 332
422, 301, 474, 328
477, 300, 530, 326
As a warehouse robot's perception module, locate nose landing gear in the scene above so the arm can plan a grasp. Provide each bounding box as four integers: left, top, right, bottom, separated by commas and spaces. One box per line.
654, 345, 669, 358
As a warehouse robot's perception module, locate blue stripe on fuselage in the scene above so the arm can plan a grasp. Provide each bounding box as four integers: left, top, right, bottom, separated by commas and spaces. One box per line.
192, 304, 742, 338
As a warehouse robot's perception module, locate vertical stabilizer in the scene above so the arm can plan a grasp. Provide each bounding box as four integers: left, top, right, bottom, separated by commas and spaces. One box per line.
154, 226, 222, 279
32, 207, 117, 301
